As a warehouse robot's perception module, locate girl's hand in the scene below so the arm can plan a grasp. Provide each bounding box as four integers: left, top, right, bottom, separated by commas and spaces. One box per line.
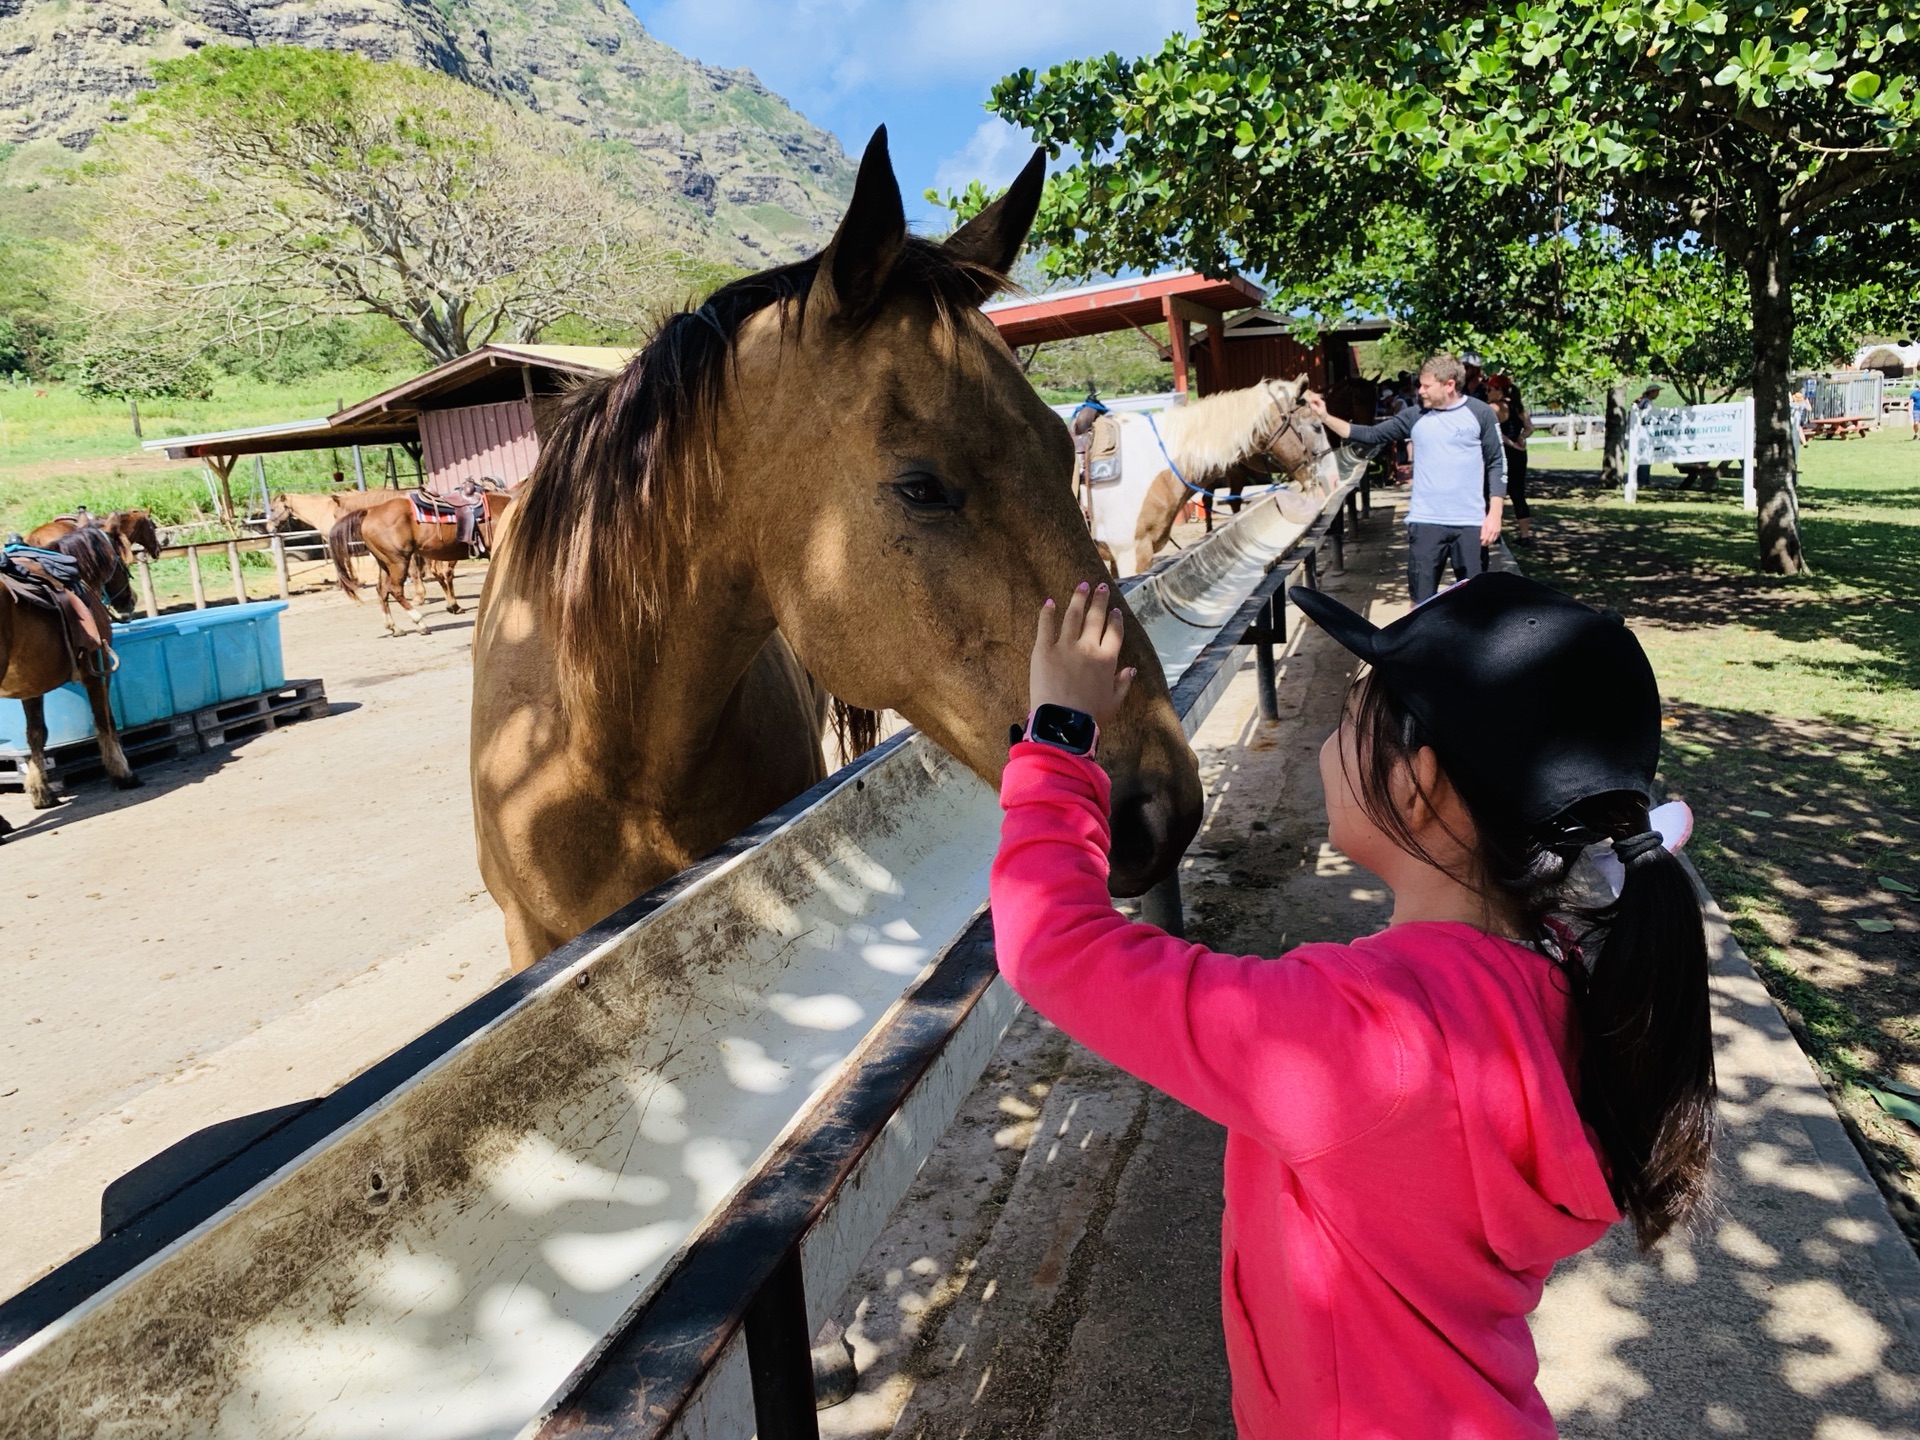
1030, 581, 1136, 726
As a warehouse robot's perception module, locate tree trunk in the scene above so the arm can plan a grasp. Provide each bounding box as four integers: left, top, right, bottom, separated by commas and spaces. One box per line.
1601, 382, 1630, 488
1744, 227, 1805, 574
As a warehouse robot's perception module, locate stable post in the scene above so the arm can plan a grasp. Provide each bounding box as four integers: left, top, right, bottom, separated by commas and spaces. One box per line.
1142, 872, 1185, 938
271, 533, 290, 600
1331, 510, 1347, 572
188, 546, 207, 609
743, 1248, 820, 1440
1255, 594, 1279, 722
1303, 549, 1319, 591
136, 557, 159, 619
1360, 461, 1372, 517
352, 444, 367, 491
227, 540, 247, 603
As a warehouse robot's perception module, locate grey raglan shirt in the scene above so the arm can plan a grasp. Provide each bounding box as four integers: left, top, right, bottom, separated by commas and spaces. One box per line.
1346, 396, 1507, 526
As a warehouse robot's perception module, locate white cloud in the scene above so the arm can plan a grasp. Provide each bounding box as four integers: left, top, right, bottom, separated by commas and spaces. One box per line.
635, 0, 1189, 113
931, 119, 1039, 197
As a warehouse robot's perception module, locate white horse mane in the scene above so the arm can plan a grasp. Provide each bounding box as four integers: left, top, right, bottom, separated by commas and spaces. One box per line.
1147, 380, 1299, 482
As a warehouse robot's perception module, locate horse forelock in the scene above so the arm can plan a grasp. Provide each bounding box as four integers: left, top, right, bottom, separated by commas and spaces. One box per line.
509, 238, 1007, 712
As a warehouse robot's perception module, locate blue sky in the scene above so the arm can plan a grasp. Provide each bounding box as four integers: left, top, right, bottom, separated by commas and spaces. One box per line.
626, 0, 1193, 228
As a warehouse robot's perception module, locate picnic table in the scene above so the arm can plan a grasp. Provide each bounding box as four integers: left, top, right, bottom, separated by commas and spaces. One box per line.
1808, 415, 1874, 439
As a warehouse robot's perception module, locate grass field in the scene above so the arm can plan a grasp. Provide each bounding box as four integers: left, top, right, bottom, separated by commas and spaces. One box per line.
0, 368, 417, 535
1519, 422, 1920, 1233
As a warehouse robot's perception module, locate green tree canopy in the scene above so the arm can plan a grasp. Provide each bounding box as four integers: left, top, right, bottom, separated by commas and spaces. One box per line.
78, 46, 674, 373
981, 0, 1920, 572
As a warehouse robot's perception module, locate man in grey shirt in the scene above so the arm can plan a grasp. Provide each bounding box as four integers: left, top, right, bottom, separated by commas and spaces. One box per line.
1308, 353, 1506, 603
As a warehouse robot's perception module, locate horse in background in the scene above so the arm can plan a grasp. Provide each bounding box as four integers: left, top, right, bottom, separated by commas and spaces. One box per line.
0, 549, 140, 821
471, 127, 1203, 972
331, 483, 512, 635
1105, 377, 1333, 575
26, 509, 163, 567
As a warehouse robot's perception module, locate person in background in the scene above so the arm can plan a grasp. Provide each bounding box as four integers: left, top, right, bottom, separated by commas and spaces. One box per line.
1909, 382, 1919, 440
1309, 353, 1506, 603
1495, 379, 1535, 545
1632, 385, 1662, 491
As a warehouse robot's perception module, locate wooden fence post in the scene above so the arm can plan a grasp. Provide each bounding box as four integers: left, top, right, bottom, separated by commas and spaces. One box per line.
227, 540, 248, 603
188, 546, 207, 609
271, 534, 290, 600
137, 557, 159, 619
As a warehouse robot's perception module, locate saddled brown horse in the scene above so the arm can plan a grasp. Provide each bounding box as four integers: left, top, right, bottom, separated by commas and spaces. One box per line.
0, 551, 140, 828
330, 486, 510, 635
471, 128, 1203, 971
44, 526, 138, 622
26, 509, 163, 566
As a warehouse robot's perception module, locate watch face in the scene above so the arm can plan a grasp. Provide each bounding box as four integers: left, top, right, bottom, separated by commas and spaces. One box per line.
1031, 704, 1097, 754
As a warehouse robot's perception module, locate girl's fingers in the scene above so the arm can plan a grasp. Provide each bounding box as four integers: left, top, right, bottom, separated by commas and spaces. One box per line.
1079, 583, 1110, 647
1059, 580, 1091, 640
1113, 665, 1138, 709
1034, 595, 1058, 649
1099, 605, 1124, 656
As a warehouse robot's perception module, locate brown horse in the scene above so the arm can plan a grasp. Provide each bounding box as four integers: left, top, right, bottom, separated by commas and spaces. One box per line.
1126, 378, 1333, 573
331, 491, 505, 635
25, 510, 163, 566
44, 526, 138, 622
0, 561, 139, 822
470, 129, 1203, 972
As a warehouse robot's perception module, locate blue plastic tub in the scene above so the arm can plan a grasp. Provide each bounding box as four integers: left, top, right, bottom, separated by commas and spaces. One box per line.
0, 601, 289, 751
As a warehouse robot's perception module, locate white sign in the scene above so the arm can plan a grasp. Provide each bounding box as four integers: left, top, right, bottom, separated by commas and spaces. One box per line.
1627, 397, 1756, 513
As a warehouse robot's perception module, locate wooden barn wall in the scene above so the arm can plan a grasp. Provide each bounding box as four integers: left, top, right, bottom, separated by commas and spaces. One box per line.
421, 400, 540, 496
1191, 334, 1328, 396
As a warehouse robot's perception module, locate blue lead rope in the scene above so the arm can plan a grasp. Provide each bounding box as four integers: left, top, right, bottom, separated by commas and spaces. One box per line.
1141, 410, 1298, 503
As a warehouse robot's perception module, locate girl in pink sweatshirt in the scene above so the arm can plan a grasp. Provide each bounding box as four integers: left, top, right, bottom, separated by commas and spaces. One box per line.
991, 571, 1713, 1439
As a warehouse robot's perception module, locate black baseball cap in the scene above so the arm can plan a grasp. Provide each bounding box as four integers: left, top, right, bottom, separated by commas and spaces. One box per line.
1289, 572, 1661, 826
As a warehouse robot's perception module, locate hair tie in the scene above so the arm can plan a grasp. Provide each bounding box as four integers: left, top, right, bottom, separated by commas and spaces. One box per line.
1613, 830, 1666, 868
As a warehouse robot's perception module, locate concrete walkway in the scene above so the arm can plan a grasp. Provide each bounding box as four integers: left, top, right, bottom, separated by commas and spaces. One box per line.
823, 499, 1920, 1438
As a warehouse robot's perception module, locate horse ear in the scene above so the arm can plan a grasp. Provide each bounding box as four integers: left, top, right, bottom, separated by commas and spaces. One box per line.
820, 126, 908, 324
943, 147, 1046, 295
1294, 373, 1310, 392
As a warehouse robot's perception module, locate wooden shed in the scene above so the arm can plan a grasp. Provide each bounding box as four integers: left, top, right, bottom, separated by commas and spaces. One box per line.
331, 344, 632, 496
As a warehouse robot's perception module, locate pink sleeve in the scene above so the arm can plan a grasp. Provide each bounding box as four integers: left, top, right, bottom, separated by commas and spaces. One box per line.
990, 744, 1412, 1161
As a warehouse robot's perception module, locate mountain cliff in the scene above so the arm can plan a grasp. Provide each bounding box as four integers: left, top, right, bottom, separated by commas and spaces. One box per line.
0, 0, 855, 266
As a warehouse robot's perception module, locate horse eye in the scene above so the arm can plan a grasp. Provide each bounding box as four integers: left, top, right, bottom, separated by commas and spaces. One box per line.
892, 474, 952, 509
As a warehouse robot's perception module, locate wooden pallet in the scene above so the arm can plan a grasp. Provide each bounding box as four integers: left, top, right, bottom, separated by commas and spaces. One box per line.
192, 679, 330, 750
0, 679, 329, 792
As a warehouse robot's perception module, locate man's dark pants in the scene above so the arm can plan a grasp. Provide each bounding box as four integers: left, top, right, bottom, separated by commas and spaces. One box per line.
1407, 522, 1483, 603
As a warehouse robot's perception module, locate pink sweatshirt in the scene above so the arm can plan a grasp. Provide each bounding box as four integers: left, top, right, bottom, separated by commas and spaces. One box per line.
990, 745, 1621, 1439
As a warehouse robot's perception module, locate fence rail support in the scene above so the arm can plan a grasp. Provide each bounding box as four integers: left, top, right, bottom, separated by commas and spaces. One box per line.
744, 1249, 820, 1440
271, 534, 290, 600
227, 541, 247, 603
187, 546, 206, 610
1253, 594, 1279, 722
136, 557, 159, 619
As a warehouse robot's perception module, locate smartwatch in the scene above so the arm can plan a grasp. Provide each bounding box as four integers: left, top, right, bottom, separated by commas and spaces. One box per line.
1016, 703, 1099, 758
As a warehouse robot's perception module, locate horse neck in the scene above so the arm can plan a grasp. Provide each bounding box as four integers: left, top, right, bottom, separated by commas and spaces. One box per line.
1159, 389, 1283, 477
531, 470, 782, 778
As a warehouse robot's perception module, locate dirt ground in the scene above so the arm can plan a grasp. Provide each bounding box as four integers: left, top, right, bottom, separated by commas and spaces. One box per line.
0, 570, 511, 1297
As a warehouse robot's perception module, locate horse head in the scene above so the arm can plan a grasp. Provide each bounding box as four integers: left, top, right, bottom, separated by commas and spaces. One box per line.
1257, 376, 1333, 489
502, 127, 1203, 898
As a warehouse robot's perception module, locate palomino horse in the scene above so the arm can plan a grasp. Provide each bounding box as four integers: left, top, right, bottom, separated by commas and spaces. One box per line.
331, 487, 508, 635
471, 128, 1204, 971
1122, 378, 1334, 574
25, 510, 163, 566
0, 555, 140, 826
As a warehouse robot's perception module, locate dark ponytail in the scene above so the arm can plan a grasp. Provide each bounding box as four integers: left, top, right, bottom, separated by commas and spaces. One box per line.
1346, 673, 1715, 1248
1560, 797, 1715, 1246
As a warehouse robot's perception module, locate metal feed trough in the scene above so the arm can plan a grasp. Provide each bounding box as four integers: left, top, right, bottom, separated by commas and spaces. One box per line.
0, 481, 1361, 1440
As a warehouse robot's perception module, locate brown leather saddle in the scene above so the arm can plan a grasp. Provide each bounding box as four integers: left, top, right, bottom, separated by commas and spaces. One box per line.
409, 487, 489, 556
1, 544, 113, 668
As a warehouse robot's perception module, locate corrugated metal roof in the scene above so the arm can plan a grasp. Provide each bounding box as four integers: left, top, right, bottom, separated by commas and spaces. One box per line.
333, 344, 634, 424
